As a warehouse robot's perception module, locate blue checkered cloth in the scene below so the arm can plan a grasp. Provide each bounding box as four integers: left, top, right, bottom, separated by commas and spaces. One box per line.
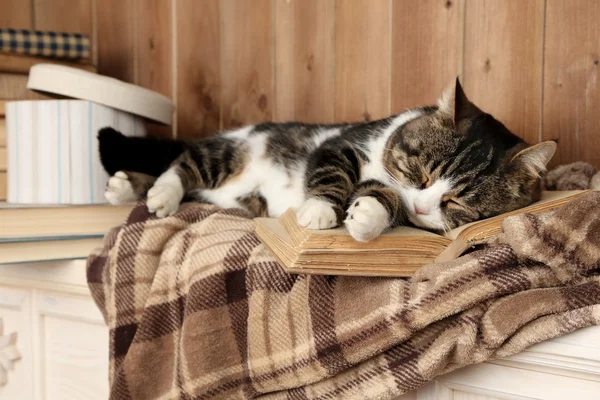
0, 29, 91, 60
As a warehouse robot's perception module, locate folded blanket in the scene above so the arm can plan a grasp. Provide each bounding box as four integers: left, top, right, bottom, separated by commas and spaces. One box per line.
87, 192, 600, 399
0, 29, 91, 60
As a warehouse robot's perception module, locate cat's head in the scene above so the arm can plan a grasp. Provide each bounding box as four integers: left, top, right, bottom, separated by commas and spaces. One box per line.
384, 78, 556, 232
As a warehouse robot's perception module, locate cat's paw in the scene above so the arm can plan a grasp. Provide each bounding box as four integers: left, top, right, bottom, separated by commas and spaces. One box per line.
344, 196, 389, 242
147, 175, 184, 218
105, 171, 137, 205
296, 198, 338, 229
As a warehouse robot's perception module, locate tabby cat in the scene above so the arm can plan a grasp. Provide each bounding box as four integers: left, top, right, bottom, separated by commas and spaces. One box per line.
98, 79, 556, 242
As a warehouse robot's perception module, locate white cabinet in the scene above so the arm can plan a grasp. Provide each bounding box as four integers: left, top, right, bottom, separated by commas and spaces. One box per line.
34, 291, 108, 400
410, 362, 600, 399
1, 260, 599, 400
396, 324, 600, 400
0, 287, 33, 400
0, 260, 109, 400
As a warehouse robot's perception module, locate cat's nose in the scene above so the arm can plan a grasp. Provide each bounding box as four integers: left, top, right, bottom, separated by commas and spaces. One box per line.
414, 203, 428, 215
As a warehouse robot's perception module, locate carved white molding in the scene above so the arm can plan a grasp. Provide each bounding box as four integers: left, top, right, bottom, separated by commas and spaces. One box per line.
0, 318, 21, 386
493, 350, 600, 378
490, 326, 600, 381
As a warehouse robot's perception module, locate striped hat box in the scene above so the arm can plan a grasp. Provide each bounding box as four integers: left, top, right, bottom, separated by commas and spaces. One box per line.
6, 100, 145, 204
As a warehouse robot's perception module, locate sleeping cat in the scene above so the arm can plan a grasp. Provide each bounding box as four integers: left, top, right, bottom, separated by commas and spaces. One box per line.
98, 79, 556, 242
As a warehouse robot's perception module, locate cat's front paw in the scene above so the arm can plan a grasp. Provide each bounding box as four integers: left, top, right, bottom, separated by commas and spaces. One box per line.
296, 198, 338, 229
105, 171, 137, 205
344, 196, 389, 242
147, 180, 184, 218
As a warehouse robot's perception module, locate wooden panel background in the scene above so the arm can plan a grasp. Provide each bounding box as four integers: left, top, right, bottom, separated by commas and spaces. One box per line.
1, 0, 599, 166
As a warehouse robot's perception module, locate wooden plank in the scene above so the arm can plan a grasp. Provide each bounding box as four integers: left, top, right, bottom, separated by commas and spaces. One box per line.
334, 0, 391, 122
221, 0, 273, 129
34, 0, 93, 37
0, 172, 6, 200
0, 119, 5, 146
0, 0, 33, 29
0, 54, 96, 74
543, 0, 600, 166
0, 147, 5, 170
391, 0, 463, 111
274, 0, 335, 123
95, 0, 135, 82
463, 0, 544, 145
0, 73, 50, 100
135, 0, 173, 138
176, 0, 221, 138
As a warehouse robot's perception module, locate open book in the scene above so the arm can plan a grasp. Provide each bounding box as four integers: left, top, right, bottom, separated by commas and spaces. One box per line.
255, 190, 590, 277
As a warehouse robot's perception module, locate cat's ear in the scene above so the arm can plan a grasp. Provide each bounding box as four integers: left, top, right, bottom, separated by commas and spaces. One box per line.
438, 77, 482, 126
509, 141, 557, 177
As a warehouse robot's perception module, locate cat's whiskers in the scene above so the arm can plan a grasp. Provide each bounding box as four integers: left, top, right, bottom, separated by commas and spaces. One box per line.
442, 220, 452, 234
384, 169, 403, 189
384, 171, 400, 188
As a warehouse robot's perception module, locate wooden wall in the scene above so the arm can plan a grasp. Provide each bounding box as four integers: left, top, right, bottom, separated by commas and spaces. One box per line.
1, 0, 599, 166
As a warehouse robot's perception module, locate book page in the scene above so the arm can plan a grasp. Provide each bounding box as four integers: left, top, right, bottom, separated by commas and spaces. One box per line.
255, 218, 292, 245
442, 190, 589, 241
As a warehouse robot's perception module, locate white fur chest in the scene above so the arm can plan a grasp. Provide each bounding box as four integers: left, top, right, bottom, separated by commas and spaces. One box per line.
199, 127, 307, 217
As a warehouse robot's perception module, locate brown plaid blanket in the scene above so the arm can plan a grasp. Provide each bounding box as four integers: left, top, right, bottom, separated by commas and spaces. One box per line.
87, 192, 600, 400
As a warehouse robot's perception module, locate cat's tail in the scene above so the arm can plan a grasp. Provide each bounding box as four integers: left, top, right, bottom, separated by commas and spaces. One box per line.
98, 127, 186, 177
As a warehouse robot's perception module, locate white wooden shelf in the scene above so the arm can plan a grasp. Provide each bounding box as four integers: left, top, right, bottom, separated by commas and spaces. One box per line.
1, 258, 599, 399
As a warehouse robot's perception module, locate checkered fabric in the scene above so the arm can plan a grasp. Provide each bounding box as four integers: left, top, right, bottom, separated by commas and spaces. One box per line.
87, 193, 600, 399
0, 28, 91, 60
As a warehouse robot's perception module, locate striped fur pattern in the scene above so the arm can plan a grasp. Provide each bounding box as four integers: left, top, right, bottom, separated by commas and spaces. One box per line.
86, 192, 600, 399
99, 80, 556, 240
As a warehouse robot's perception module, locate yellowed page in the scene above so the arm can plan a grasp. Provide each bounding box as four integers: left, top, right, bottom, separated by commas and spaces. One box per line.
443, 190, 590, 241
255, 218, 291, 245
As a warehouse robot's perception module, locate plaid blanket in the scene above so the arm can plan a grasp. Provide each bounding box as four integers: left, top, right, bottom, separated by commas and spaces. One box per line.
87, 192, 600, 399
0, 29, 91, 60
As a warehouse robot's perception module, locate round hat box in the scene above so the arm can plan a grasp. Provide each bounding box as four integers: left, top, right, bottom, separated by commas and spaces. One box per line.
6, 64, 174, 204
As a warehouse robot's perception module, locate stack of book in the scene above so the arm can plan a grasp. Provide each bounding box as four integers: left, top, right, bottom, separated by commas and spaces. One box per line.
0, 204, 132, 264
0, 31, 150, 263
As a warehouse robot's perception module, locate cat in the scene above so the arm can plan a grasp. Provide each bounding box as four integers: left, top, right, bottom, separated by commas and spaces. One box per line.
98, 79, 556, 242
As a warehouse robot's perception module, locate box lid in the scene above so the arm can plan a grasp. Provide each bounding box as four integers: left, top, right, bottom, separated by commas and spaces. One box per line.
27, 64, 174, 125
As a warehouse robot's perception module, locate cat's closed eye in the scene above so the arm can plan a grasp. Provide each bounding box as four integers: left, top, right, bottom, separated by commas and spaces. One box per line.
395, 163, 407, 174
441, 196, 461, 208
